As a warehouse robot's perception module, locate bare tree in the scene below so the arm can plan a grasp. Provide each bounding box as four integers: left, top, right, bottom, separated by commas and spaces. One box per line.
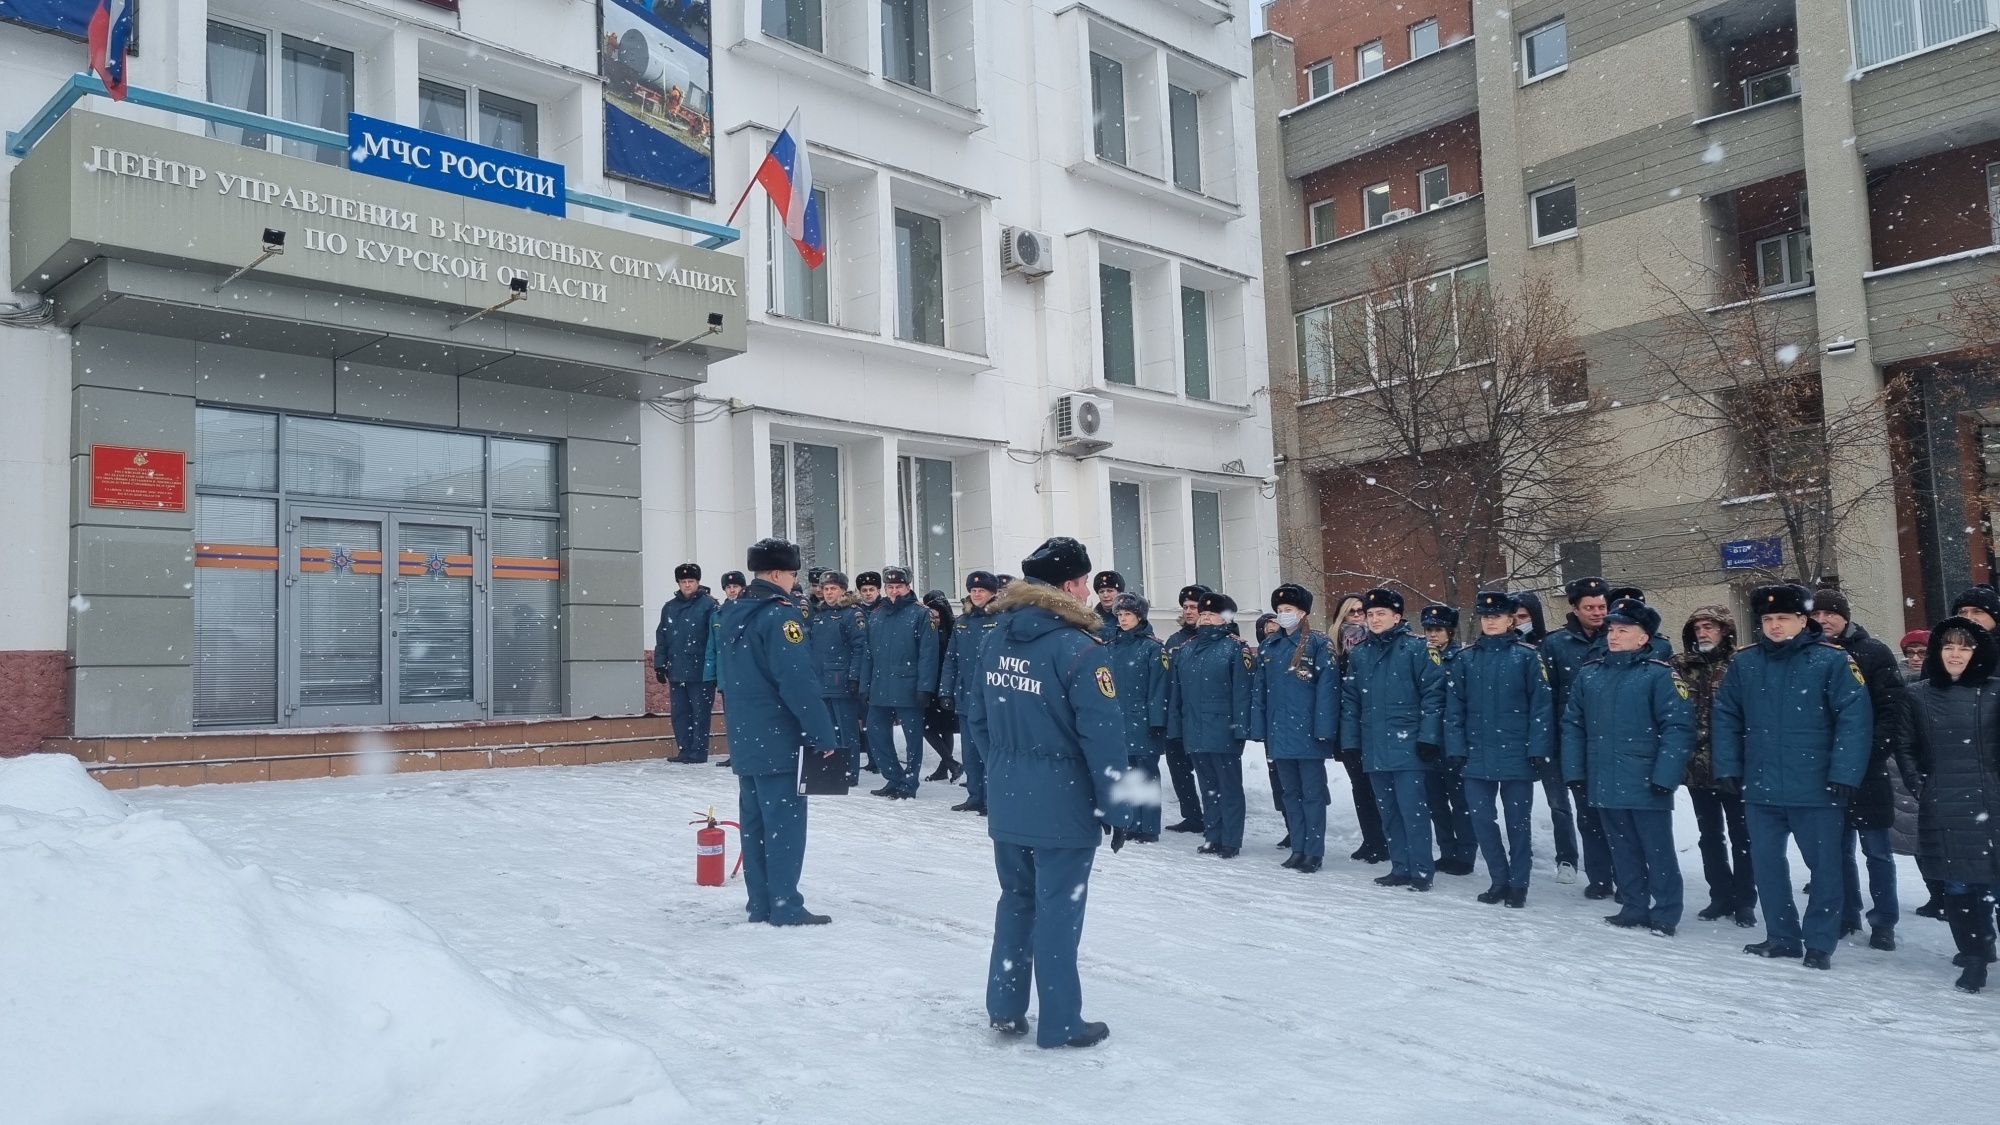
1277, 239, 1622, 607
1634, 263, 1903, 587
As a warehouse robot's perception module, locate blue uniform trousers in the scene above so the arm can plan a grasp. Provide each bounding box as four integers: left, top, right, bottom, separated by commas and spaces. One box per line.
988, 842, 1097, 1048
1841, 826, 1899, 931
1273, 758, 1329, 859
1575, 800, 1616, 887
1127, 751, 1162, 837
1535, 757, 1581, 868
820, 696, 861, 784
867, 705, 927, 796
1465, 778, 1535, 890
1164, 741, 1205, 828
1746, 802, 1847, 954
738, 771, 811, 923
1370, 770, 1435, 882
669, 680, 715, 761
1598, 807, 1683, 928
1427, 764, 1477, 866
1191, 749, 1245, 850
962, 722, 989, 806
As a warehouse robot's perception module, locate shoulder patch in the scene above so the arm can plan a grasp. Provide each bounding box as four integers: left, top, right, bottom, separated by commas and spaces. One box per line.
1096, 666, 1117, 698
782, 620, 804, 644
1672, 672, 1690, 700
1161, 648, 1172, 669
1429, 648, 1442, 665
1847, 655, 1865, 685
1242, 649, 1254, 671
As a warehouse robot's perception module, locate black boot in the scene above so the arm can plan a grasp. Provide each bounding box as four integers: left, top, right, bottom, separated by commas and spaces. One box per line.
1869, 926, 1896, 952
1958, 960, 1990, 993
1282, 852, 1304, 869
1476, 884, 1508, 905
1733, 906, 1759, 928
1584, 882, 1615, 900
1744, 939, 1803, 959
925, 760, 954, 782
1166, 819, 1203, 834
1276, 834, 1292, 850
1297, 856, 1322, 873
1697, 900, 1732, 922
950, 799, 985, 813
870, 784, 899, 798
1053, 1022, 1110, 1049
1504, 887, 1527, 908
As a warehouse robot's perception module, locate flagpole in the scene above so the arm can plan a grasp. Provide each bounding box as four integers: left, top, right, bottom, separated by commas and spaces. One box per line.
724, 109, 800, 226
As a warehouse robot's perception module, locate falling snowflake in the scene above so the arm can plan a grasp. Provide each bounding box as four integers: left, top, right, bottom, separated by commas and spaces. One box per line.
1702, 142, 1726, 164
1776, 344, 1801, 365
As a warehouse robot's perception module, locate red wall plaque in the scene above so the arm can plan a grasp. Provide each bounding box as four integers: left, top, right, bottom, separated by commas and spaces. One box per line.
89, 445, 187, 511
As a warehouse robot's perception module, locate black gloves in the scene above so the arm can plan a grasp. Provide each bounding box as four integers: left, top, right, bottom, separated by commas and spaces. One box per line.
1567, 779, 1587, 795
1826, 782, 1856, 803
1338, 748, 1362, 767
1649, 782, 1673, 798
917, 691, 934, 711
1528, 756, 1550, 770
1447, 755, 1469, 768
940, 695, 955, 712
1416, 742, 1442, 764
1149, 726, 1166, 737
1713, 776, 1742, 796
654, 667, 668, 684
1110, 826, 1128, 853
847, 679, 861, 698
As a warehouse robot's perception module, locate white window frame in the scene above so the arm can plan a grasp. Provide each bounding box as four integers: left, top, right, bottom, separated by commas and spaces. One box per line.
1754, 229, 1813, 292
206, 19, 355, 164
1296, 259, 1491, 398
1409, 18, 1440, 60
1521, 18, 1568, 84
1742, 64, 1799, 106
1309, 199, 1336, 245
1530, 181, 1578, 244
417, 78, 539, 157
1850, 0, 1999, 71
1363, 182, 1393, 228
1988, 161, 2000, 245
771, 439, 845, 570
1305, 59, 1333, 98
1420, 164, 1451, 210
1356, 39, 1385, 81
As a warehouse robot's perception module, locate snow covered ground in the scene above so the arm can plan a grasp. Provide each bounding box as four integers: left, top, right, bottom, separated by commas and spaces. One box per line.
48, 748, 2000, 1122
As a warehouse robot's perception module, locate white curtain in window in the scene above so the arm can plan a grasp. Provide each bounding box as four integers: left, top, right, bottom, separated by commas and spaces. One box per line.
206, 23, 268, 149
281, 37, 353, 164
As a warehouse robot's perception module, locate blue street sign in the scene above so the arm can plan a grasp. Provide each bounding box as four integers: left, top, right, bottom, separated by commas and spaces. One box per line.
347, 113, 565, 216
1720, 537, 1783, 570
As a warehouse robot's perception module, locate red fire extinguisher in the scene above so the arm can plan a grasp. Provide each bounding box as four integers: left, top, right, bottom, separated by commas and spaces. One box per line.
689, 806, 742, 886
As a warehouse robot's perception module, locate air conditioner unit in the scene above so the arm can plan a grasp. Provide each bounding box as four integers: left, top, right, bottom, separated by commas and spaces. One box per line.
1382, 207, 1417, 223
1054, 393, 1114, 453
1001, 226, 1055, 277
1435, 192, 1472, 207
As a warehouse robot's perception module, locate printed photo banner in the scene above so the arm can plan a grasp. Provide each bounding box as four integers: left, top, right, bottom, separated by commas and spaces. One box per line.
599, 0, 714, 200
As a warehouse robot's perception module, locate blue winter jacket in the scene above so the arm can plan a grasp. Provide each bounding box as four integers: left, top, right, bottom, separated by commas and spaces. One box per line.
1560, 649, 1696, 810
856, 593, 941, 708
714, 579, 837, 777
1166, 625, 1253, 753
939, 603, 1002, 707
654, 586, 718, 683
1339, 623, 1447, 772
1540, 614, 1671, 715
1250, 626, 1339, 760
806, 595, 868, 698
1445, 631, 1554, 781
1711, 626, 1873, 807
1095, 603, 1120, 642
1104, 619, 1168, 763
963, 581, 1138, 848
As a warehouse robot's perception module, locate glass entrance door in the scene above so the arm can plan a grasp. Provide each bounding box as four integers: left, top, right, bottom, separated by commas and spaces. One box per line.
284, 506, 486, 726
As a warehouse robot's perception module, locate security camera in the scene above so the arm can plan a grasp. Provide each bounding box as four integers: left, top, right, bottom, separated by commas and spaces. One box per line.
261, 228, 286, 249
509, 276, 529, 293
706, 311, 724, 328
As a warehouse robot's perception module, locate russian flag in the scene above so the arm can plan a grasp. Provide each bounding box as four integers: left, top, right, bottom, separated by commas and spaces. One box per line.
755, 110, 824, 270
88, 0, 136, 101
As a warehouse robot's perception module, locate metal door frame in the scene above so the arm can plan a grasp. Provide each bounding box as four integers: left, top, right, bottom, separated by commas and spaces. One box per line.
386, 510, 488, 723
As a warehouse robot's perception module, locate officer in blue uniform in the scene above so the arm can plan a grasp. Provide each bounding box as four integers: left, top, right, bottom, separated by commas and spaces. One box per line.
806, 570, 870, 785
1251, 583, 1340, 872
656, 563, 719, 763
1341, 588, 1448, 891
858, 565, 942, 799
939, 571, 1001, 814
1539, 576, 1620, 896
1562, 597, 1697, 935
1160, 585, 1211, 834
714, 538, 841, 926
1420, 603, 1478, 877
1092, 571, 1125, 640
1105, 591, 1169, 841
1445, 590, 1554, 908
962, 537, 1136, 1049
1167, 592, 1254, 858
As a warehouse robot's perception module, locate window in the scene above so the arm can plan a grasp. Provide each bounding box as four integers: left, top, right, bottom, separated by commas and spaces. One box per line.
1191, 490, 1223, 590
894, 208, 945, 346
1356, 40, 1385, 80
771, 187, 831, 323
764, 0, 824, 52
1100, 264, 1137, 385
1295, 259, 1491, 396
1109, 481, 1147, 595
1743, 65, 1799, 105
1182, 287, 1211, 400
420, 81, 538, 156
1755, 230, 1814, 291
1522, 18, 1567, 81
897, 455, 955, 593
1851, 0, 1994, 68
1421, 165, 1451, 210
1306, 59, 1332, 98
883, 0, 931, 89
1548, 359, 1590, 407
1310, 200, 1337, 245
1364, 182, 1393, 228
1558, 540, 1602, 587
1531, 182, 1578, 243
772, 441, 843, 570
207, 21, 353, 166
1090, 53, 1127, 165
1989, 162, 2000, 244
1410, 18, 1440, 60
1169, 85, 1202, 192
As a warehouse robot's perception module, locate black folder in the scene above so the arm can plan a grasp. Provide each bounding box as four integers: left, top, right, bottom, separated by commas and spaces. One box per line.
796, 745, 852, 796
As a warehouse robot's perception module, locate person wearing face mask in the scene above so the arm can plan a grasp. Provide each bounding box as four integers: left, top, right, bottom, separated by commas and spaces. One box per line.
1166, 592, 1255, 858
1331, 593, 1390, 864
1538, 576, 1620, 897
1160, 585, 1212, 836
1673, 605, 1757, 928
1340, 588, 1448, 891
1420, 604, 1478, 879
1105, 592, 1169, 842
1713, 584, 1873, 971
1510, 591, 1549, 645
1896, 617, 2000, 993
1563, 597, 1696, 936
1251, 584, 1340, 873
1445, 591, 1553, 908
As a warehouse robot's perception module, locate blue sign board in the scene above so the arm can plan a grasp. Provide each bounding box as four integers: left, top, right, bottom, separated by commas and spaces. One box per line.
346, 113, 566, 217
1720, 537, 1784, 570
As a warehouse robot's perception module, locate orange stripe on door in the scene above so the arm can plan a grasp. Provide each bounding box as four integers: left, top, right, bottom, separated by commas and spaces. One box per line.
397, 551, 476, 577
195, 543, 279, 571
492, 556, 560, 580
298, 546, 383, 574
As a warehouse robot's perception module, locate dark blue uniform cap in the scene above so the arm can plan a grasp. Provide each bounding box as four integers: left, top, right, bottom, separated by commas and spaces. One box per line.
965, 570, 1000, 593
1113, 592, 1150, 618
1361, 587, 1405, 614
882, 566, 913, 586
1474, 589, 1517, 616
1750, 583, 1813, 617
1022, 536, 1092, 586
819, 570, 849, 589
746, 538, 800, 572
856, 571, 882, 589
1270, 582, 1315, 613
1605, 596, 1661, 634
1177, 584, 1211, 607
1093, 570, 1126, 593
720, 570, 746, 589
1420, 603, 1459, 631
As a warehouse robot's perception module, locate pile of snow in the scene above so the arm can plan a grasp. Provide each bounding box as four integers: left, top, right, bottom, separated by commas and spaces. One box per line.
0, 754, 689, 1125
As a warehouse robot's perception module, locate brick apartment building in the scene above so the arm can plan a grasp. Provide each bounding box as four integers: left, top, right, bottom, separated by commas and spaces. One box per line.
1254, 0, 2000, 631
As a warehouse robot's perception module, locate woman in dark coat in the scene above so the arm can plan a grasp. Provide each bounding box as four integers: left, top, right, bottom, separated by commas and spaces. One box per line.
1897, 618, 2000, 992
1330, 593, 1390, 863
921, 590, 962, 782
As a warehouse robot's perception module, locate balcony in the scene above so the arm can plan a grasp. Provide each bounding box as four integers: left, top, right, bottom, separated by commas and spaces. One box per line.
1853, 30, 2000, 168
1279, 38, 1476, 180
1865, 245, 2000, 365
1287, 194, 1485, 310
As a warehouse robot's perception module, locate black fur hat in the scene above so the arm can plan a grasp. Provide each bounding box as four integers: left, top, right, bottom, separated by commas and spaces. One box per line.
882, 566, 913, 586
1113, 592, 1150, 618
720, 570, 746, 589
856, 571, 882, 589
1270, 583, 1315, 613
1475, 590, 1517, 616
1420, 603, 1459, 631
1607, 585, 1645, 603
1605, 596, 1661, 635
674, 562, 701, 582
1361, 587, 1405, 614
746, 539, 800, 573
1198, 591, 1238, 616
819, 570, 849, 590
1022, 536, 1092, 586
965, 570, 1000, 593
1564, 576, 1610, 603
1178, 584, 1211, 607
1750, 583, 1813, 617
1093, 570, 1126, 593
